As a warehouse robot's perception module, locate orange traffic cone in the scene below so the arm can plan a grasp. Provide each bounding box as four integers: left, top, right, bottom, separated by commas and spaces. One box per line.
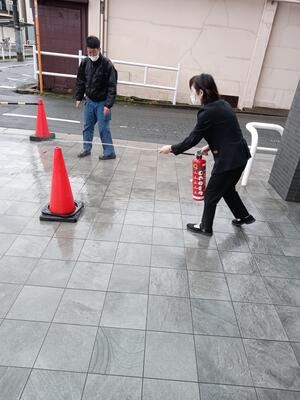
40, 147, 84, 222
30, 99, 55, 142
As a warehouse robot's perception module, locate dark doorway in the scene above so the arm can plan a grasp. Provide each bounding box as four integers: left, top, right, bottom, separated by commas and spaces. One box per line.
38, 0, 88, 92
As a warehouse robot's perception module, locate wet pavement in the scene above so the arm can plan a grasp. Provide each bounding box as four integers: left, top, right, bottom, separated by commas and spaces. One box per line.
0, 127, 299, 400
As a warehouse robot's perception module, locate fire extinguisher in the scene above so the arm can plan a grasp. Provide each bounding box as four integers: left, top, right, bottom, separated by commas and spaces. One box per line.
192, 150, 206, 201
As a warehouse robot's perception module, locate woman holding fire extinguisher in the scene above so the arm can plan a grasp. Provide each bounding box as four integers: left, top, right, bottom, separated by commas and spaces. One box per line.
159, 73, 255, 236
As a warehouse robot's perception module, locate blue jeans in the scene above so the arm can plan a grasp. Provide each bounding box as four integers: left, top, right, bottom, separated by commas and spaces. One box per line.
83, 99, 115, 156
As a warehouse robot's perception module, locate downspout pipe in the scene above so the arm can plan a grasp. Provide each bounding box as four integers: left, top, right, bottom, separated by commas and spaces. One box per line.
104, 0, 108, 56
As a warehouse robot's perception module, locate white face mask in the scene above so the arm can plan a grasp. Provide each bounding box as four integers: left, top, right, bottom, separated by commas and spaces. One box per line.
89, 54, 99, 62
190, 86, 201, 105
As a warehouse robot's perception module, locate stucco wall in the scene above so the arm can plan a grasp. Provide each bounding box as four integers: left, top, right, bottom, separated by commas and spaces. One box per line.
106, 0, 266, 105
254, 2, 300, 109
102, 0, 300, 109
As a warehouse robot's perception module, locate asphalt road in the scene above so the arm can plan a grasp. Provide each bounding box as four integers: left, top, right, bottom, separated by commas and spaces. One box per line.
0, 60, 286, 148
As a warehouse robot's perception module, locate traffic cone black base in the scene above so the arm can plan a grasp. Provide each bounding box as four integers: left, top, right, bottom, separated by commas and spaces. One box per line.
30, 132, 56, 142
40, 201, 84, 223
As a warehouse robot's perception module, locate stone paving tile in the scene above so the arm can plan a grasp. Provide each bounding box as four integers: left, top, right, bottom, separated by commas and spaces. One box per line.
82, 374, 142, 400
191, 299, 239, 337
0, 366, 31, 400
183, 230, 217, 249
254, 254, 300, 279
100, 292, 148, 330
199, 384, 258, 400
189, 271, 230, 300
53, 289, 105, 326
115, 242, 151, 266
88, 222, 123, 242
234, 302, 288, 341
220, 252, 256, 276
35, 323, 97, 372
7, 285, 63, 322
67, 261, 112, 291
20, 370, 85, 400
0, 283, 22, 317
79, 240, 118, 263
0, 319, 49, 367
27, 259, 75, 287
256, 388, 300, 400
108, 265, 149, 294
185, 248, 223, 272
143, 379, 200, 400
214, 232, 250, 252
263, 277, 300, 306
0, 256, 38, 284
6, 235, 51, 258
120, 224, 152, 244
151, 245, 186, 269
195, 335, 252, 385
226, 274, 272, 303
0, 233, 17, 256
150, 268, 189, 297
89, 327, 145, 376
244, 339, 300, 390
152, 227, 185, 247
144, 331, 198, 381
42, 238, 85, 261
147, 295, 193, 334
276, 306, 300, 342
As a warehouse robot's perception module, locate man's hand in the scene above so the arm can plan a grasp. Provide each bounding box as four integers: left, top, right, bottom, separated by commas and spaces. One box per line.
159, 145, 172, 154
200, 145, 210, 155
75, 100, 81, 108
103, 106, 110, 117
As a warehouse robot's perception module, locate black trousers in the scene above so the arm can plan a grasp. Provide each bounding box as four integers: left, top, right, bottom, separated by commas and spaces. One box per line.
201, 166, 249, 230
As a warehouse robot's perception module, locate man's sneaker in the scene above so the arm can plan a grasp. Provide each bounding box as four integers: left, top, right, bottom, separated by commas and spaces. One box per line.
187, 223, 213, 236
232, 215, 255, 226
99, 154, 116, 160
77, 150, 91, 158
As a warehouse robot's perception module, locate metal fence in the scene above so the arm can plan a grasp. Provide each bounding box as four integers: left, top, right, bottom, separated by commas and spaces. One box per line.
32, 46, 181, 104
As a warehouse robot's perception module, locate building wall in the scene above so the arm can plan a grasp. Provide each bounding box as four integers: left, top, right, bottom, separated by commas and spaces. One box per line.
98, 0, 299, 110
254, 2, 300, 109
106, 0, 267, 105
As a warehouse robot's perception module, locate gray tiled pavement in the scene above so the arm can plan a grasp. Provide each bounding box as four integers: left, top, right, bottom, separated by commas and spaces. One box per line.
0, 128, 299, 399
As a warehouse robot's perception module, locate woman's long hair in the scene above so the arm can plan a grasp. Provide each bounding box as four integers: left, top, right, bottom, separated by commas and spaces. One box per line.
189, 74, 220, 104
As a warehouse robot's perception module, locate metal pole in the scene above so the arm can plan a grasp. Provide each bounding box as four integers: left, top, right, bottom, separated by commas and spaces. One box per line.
1, 45, 4, 61
12, 0, 24, 62
33, 0, 44, 95
172, 64, 180, 105
33, 44, 37, 78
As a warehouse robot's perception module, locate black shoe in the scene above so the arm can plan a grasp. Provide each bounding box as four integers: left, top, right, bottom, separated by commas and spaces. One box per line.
77, 150, 91, 158
232, 215, 255, 226
99, 154, 116, 160
187, 223, 213, 236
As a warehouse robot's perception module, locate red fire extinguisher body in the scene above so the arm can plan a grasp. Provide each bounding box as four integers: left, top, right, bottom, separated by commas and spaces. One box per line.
192, 151, 206, 201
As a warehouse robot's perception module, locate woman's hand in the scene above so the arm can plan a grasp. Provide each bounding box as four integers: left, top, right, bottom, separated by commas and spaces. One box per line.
201, 145, 210, 155
159, 145, 172, 154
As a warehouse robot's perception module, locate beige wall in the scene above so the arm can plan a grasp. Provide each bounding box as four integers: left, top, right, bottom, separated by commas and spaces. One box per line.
88, 0, 299, 110
106, 0, 266, 105
254, 2, 300, 109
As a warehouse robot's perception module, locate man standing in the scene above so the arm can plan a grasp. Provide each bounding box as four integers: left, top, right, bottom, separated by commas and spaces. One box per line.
75, 36, 117, 159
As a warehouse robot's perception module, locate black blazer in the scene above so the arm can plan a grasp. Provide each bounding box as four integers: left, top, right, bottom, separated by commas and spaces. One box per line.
171, 100, 251, 174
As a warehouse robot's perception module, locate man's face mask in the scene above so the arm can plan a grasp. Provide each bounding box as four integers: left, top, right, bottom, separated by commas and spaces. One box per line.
87, 48, 100, 62
190, 86, 202, 105
89, 54, 99, 62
